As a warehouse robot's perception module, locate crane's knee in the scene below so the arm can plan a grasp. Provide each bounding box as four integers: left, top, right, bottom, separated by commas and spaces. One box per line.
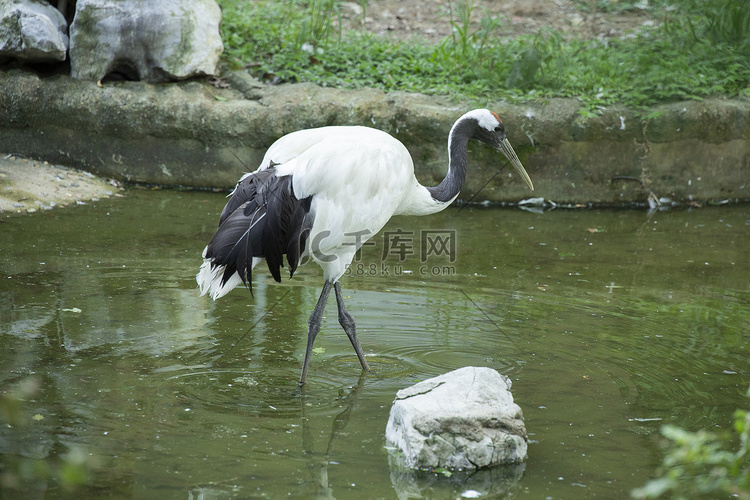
338, 310, 356, 333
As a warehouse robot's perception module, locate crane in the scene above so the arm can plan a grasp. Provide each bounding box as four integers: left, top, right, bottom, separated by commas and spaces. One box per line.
197, 109, 534, 386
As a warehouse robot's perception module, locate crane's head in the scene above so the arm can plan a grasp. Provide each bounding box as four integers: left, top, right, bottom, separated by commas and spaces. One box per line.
467, 109, 534, 191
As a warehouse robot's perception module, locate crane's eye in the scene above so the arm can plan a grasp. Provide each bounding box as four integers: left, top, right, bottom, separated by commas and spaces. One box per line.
494, 126, 502, 132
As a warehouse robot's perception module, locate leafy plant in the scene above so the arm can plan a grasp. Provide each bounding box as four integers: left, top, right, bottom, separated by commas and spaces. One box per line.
296, 0, 340, 48
437, 0, 504, 70
632, 388, 750, 499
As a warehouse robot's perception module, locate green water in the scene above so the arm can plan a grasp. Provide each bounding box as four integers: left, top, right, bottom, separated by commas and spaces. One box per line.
1, 189, 748, 499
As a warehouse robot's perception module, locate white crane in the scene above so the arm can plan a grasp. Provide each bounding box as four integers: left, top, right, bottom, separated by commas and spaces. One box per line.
197, 109, 534, 386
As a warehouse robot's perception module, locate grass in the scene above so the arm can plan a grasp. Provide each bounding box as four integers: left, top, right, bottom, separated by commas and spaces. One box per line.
217, 0, 750, 114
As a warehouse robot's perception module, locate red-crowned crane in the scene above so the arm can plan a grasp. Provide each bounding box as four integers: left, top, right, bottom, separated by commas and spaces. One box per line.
197, 109, 534, 386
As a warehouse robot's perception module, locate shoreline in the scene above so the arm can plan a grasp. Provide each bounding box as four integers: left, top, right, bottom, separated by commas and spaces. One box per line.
0, 155, 121, 215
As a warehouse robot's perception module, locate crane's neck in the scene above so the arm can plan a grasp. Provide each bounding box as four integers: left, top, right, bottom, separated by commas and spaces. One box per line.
426, 118, 472, 204
395, 117, 476, 217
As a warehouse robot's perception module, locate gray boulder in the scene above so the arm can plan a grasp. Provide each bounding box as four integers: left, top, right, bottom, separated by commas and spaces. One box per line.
386, 367, 527, 470
0, 0, 69, 62
69, 0, 223, 82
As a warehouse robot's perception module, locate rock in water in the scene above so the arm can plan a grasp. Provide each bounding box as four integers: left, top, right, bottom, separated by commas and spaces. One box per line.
69, 0, 222, 82
0, 0, 69, 62
386, 367, 527, 469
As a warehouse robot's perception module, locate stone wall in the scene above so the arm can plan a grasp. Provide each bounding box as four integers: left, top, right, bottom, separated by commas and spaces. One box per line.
0, 68, 748, 205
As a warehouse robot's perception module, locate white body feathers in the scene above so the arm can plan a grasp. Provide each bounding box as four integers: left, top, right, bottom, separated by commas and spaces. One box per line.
197, 125, 451, 299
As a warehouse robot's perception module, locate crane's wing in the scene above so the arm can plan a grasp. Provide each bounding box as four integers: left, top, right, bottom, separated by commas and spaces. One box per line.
198, 167, 312, 299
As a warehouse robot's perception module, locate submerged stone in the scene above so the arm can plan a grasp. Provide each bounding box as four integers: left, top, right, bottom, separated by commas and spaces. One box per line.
388, 456, 525, 500
385, 366, 527, 470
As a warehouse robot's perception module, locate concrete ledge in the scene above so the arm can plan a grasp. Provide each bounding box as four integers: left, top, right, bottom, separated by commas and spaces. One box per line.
1, 68, 748, 204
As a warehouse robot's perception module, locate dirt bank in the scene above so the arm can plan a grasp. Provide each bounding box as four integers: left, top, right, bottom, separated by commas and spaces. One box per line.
336, 0, 653, 41
0, 155, 121, 215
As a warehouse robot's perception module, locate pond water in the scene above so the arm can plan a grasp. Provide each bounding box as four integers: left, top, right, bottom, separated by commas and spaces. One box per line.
1, 189, 748, 499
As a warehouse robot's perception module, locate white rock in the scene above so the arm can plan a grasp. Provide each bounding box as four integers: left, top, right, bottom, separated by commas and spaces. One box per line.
386, 367, 527, 469
69, 0, 223, 82
0, 0, 69, 62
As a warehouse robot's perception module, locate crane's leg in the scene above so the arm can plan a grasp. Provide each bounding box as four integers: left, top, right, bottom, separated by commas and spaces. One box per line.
300, 281, 333, 386
334, 282, 370, 372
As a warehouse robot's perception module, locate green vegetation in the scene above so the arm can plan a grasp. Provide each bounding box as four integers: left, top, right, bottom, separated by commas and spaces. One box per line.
217, 0, 750, 113
632, 388, 750, 499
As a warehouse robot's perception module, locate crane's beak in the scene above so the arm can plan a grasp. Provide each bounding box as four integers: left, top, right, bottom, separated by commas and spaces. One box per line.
499, 138, 534, 191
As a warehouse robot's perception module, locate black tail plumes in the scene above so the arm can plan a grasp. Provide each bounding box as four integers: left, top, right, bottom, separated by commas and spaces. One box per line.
204, 168, 313, 291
